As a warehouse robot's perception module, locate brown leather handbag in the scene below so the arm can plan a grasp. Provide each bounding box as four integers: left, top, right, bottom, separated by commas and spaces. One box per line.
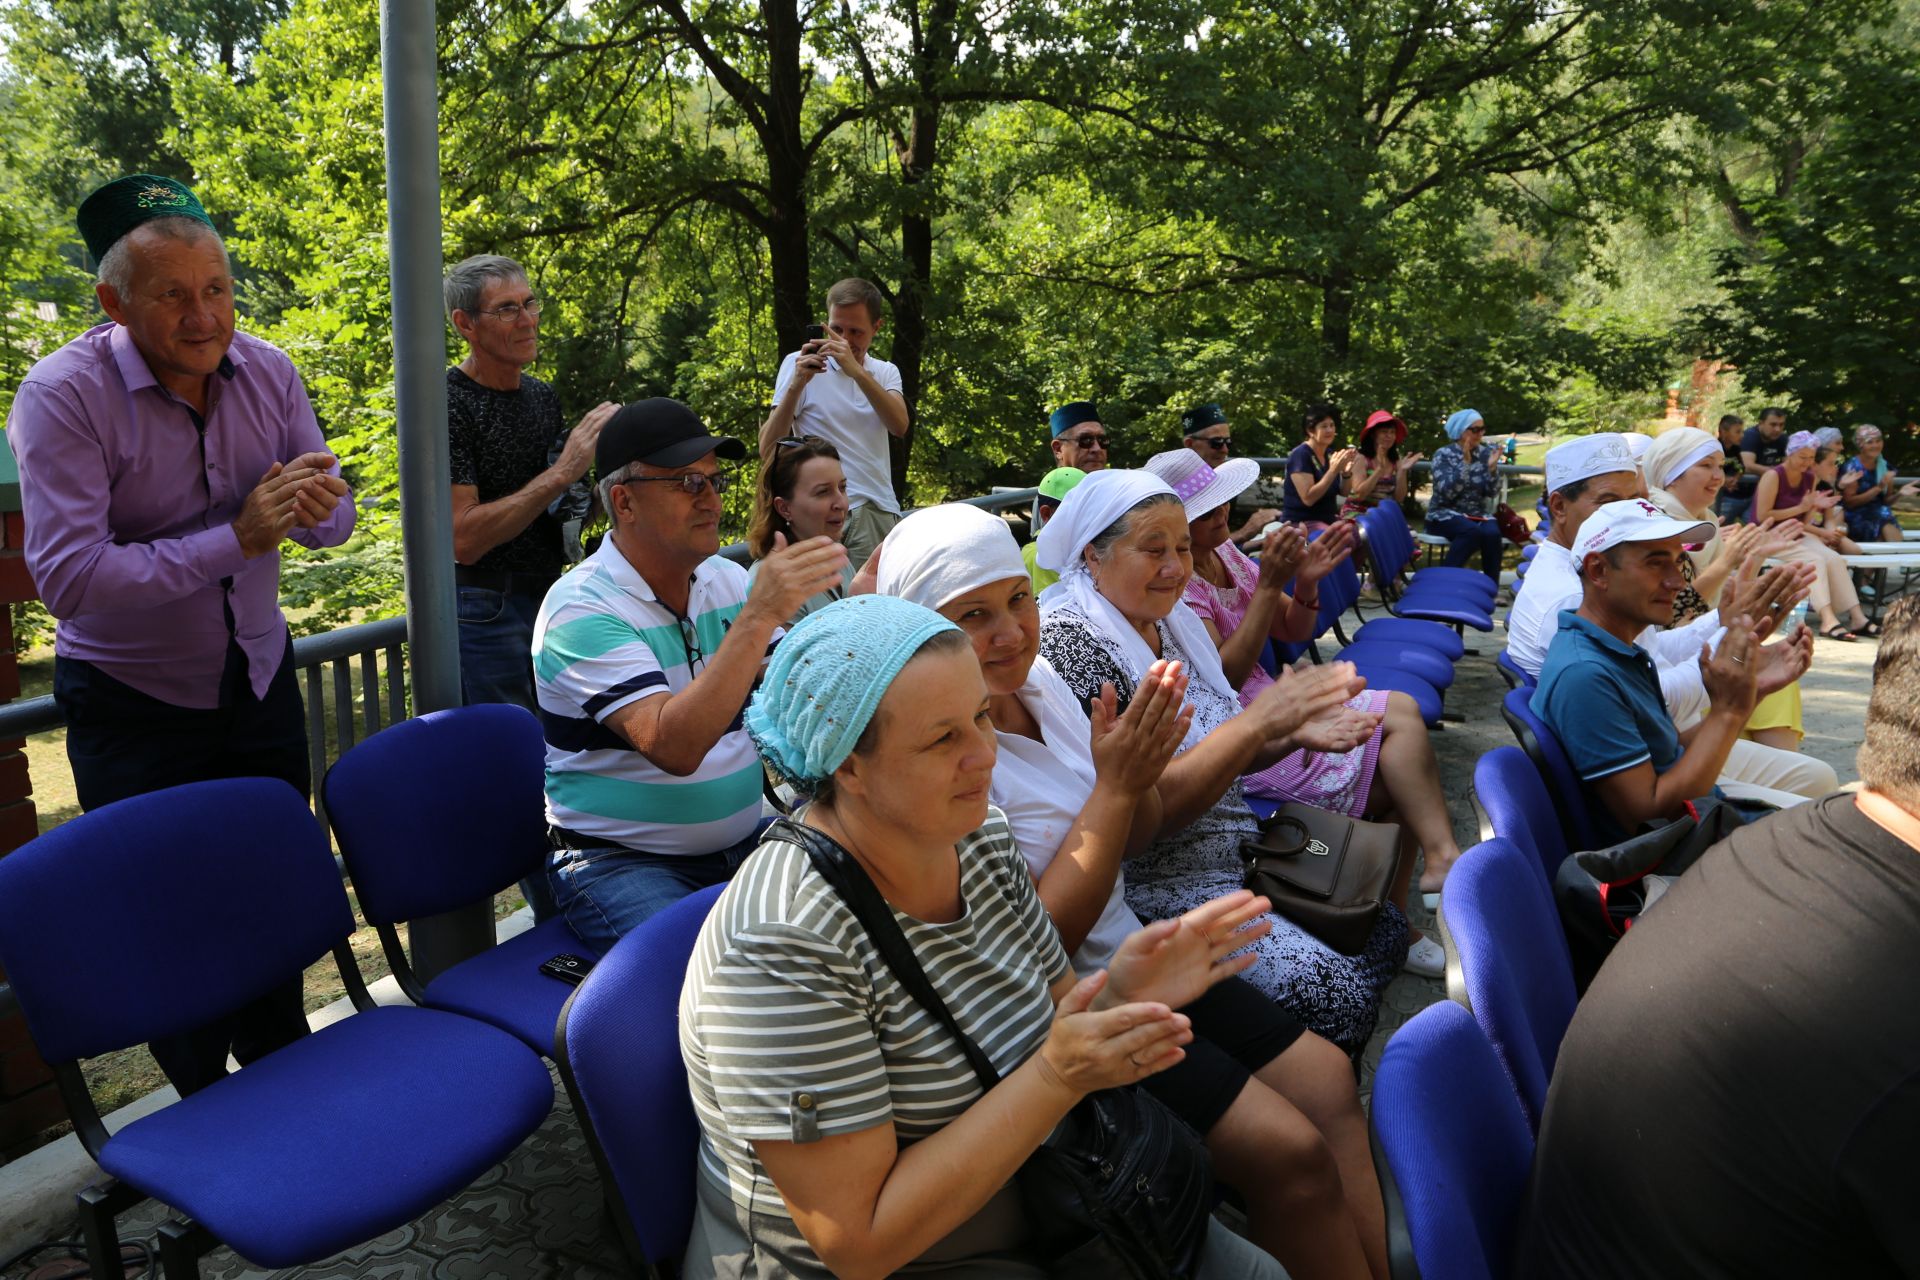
1241, 805, 1405, 954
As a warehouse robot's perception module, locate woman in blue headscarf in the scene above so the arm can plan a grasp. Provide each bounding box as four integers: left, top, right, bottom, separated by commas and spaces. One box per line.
679, 595, 1290, 1280
1424, 409, 1507, 587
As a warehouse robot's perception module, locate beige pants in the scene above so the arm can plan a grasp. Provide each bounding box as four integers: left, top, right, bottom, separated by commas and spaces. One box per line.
842, 502, 901, 573
1717, 737, 1839, 810
1774, 536, 1859, 617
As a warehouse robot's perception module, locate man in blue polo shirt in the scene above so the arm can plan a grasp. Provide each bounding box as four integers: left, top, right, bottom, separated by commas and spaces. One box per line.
533, 398, 848, 949
1534, 499, 1769, 846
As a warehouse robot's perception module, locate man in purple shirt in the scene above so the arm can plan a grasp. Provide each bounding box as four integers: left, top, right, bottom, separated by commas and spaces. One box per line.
6, 173, 353, 1092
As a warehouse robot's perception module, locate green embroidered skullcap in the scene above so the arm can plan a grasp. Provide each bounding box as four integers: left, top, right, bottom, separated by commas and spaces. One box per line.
77, 175, 214, 263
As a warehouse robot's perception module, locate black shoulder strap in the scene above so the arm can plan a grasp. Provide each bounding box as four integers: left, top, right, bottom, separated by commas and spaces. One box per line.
770, 817, 1003, 1092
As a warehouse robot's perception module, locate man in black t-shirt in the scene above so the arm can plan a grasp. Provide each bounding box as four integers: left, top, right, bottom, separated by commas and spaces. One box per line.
444, 254, 617, 712
1735, 405, 1790, 516
1517, 595, 1920, 1279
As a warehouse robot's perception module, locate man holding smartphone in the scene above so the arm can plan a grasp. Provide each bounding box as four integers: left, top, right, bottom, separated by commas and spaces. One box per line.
759, 278, 909, 568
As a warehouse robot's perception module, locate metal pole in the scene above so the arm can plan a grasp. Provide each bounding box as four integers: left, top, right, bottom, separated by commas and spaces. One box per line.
381, 0, 493, 979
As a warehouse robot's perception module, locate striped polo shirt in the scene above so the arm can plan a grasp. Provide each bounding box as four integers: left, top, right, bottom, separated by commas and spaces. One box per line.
532, 537, 771, 855
680, 809, 1071, 1214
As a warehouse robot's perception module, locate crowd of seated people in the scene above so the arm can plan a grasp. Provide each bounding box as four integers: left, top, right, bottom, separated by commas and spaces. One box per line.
11, 168, 1902, 1278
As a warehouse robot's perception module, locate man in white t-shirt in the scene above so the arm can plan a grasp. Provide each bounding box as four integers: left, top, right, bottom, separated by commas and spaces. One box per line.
536, 398, 847, 950
759, 278, 910, 568
1507, 433, 1836, 806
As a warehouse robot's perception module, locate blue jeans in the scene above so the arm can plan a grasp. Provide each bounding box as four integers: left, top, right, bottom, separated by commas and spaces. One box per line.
1718, 492, 1753, 524
1427, 512, 1506, 586
550, 821, 772, 953
458, 582, 557, 920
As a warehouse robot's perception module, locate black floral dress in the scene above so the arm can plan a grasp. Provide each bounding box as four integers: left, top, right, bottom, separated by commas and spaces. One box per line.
1038, 603, 1408, 1053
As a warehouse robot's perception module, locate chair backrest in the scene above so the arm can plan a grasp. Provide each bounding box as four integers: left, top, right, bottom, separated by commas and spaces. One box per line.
1372, 1001, 1535, 1280
1494, 650, 1537, 689
557, 882, 725, 1269
324, 704, 550, 926
1473, 747, 1567, 888
1438, 838, 1577, 1131
1500, 687, 1596, 851
0, 778, 353, 1063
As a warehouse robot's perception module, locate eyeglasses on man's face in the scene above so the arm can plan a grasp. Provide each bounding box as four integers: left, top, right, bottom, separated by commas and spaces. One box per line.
624, 471, 733, 497
1192, 434, 1231, 452
1065, 432, 1109, 450
479, 297, 543, 322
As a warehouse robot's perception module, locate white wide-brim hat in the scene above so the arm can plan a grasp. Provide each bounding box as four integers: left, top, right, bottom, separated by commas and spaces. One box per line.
1144, 449, 1262, 522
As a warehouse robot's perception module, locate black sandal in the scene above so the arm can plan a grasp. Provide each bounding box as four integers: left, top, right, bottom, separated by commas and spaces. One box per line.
1822, 624, 1857, 641
1857, 620, 1884, 638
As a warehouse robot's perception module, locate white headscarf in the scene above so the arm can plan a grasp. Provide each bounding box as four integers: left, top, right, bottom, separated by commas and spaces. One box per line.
1034, 468, 1236, 705
1642, 426, 1724, 572
876, 503, 1028, 609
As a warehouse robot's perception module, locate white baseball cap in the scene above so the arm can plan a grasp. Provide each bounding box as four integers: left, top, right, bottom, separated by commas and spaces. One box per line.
1573, 498, 1715, 560
1544, 433, 1637, 493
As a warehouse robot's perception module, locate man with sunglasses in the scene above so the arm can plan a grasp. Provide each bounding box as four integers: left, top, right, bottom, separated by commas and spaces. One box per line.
533, 399, 848, 949
1047, 401, 1111, 473
1182, 403, 1279, 544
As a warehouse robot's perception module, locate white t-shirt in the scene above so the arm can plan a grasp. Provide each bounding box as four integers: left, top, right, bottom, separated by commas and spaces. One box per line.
533, 538, 776, 854
772, 350, 903, 513
988, 657, 1142, 975
1506, 539, 1721, 726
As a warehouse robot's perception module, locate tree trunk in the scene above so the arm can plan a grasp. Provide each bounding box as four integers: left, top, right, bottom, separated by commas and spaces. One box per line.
766, 0, 813, 357
890, 106, 938, 496
1320, 270, 1355, 364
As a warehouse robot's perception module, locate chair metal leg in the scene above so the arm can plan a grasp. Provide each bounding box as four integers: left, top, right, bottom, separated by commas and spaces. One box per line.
77, 1180, 146, 1280
156, 1217, 216, 1280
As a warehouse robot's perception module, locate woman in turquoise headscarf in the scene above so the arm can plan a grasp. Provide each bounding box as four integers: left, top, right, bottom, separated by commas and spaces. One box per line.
1423, 408, 1508, 587
679, 595, 1291, 1280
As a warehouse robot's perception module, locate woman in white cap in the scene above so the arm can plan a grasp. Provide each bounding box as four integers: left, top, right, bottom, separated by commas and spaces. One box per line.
876, 503, 1392, 1280
1645, 427, 1807, 750
1145, 448, 1463, 975
1029, 469, 1408, 1055
1753, 430, 1877, 639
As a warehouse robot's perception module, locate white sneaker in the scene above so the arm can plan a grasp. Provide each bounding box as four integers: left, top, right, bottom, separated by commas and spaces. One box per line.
1403, 935, 1446, 978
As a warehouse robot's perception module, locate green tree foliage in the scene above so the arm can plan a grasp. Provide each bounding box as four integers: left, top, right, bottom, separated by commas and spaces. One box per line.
1700, 50, 1920, 436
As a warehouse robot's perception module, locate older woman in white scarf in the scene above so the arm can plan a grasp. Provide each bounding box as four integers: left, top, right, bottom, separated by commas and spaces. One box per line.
877, 503, 1391, 1280
1645, 427, 1808, 751
1029, 470, 1408, 1057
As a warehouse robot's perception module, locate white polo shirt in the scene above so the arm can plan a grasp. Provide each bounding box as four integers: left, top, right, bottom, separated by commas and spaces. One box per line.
533, 538, 775, 855
772, 350, 903, 514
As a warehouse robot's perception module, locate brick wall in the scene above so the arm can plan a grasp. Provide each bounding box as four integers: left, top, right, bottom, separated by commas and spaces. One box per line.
0, 440, 60, 1158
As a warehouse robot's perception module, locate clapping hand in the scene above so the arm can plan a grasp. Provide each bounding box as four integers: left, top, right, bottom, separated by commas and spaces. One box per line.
1296, 521, 1356, 586
1089, 664, 1193, 794
1256, 525, 1308, 589
1036, 972, 1191, 1094
1396, 451, 1425, 475
1719, 550, 1811, 642
747, 533, 849, 622
1291, 702, 1382, 753
1101, 890, 1272, 1012
1248, 660, 1366, 746
1699, 618, 1759, 717
1753, 623, 1813, 697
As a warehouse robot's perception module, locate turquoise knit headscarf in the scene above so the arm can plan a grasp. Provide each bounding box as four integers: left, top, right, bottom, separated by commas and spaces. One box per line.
1445, 409, 1483, 441
746, 595, 962, 793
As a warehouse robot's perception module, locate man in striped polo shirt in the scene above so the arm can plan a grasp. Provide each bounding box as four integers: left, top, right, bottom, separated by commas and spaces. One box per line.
534, 398, 849, 950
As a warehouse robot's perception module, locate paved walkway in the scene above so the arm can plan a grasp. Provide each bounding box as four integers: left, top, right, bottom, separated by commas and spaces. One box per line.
6, 630, 1872, 1279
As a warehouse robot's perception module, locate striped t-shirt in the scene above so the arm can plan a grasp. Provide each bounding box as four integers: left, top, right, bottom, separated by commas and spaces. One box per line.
532, 537, 772, 855
680, 808, 1071, 1218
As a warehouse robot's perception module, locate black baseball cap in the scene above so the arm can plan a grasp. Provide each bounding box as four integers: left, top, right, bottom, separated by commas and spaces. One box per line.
595, 398, 747, 477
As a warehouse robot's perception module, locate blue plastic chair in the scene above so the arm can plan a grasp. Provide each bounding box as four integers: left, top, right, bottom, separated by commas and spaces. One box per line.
1437, 838, 1577, 1131
0, 778, 554, 1277
1500, 686, 1597, 852
1356, 511, 1495, 632
1355, 666, 1444, 727
324, 703, 597, 1055
557, 881, 726, 1273
1494, 648, 1536, 690
1376, 501, 1503, 601
1334, 639, 1455, 691
1473, 747, 1569, 891
1372, 1002, 1535, 1280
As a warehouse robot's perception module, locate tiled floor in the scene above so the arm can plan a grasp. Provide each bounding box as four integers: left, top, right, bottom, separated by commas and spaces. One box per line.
10, 632, 1870, 1279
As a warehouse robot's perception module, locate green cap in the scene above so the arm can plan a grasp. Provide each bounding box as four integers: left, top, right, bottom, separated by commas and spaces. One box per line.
77, 174, 214, 263
1038, 466, 1087, 502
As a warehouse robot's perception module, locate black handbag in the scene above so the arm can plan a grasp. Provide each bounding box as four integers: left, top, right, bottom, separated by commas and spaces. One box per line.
1552, 795, 1773, 991
1241, 804, 1404, 954
772, 818, 1215, 1280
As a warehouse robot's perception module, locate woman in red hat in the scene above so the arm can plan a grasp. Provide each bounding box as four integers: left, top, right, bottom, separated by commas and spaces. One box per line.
1340, 410, 1423, 518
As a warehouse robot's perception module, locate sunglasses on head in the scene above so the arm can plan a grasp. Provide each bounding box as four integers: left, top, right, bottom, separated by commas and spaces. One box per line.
775, 434, 825, 448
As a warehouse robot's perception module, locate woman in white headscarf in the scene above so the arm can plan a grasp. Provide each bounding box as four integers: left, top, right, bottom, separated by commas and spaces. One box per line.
877, 503, 1391, 1280
1644, 427, 1807, 750
1028, 470, 1408, 1056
